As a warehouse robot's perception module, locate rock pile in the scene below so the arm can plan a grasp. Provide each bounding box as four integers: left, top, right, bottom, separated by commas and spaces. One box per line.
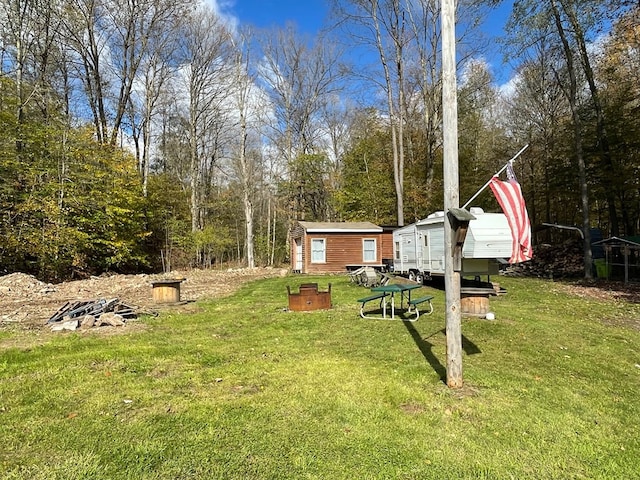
0, 272, 56, 296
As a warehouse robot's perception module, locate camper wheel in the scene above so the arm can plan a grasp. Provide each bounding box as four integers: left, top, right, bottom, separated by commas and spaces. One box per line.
408, 271, 417, 282
415, 273, 425, 285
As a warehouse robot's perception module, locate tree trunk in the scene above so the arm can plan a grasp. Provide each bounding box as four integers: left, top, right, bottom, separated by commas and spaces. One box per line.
371, 0, 405, 226
550, 0, 592, 280
560, 0, 619, 236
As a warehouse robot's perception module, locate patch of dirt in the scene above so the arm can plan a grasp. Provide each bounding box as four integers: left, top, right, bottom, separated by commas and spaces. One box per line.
555, 280, 640, 331
0, 267, 288, 329
399, 402, 425, 415
556, 280, 640, 304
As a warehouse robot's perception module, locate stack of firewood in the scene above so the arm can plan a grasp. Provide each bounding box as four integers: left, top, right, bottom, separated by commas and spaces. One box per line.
504, 240, 585, 279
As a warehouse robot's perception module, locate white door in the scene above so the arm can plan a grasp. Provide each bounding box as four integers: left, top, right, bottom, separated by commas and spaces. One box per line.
295, 238, 303, 271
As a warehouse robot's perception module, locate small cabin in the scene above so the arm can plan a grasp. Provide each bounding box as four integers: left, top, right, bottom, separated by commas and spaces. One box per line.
290, 221, 393, 274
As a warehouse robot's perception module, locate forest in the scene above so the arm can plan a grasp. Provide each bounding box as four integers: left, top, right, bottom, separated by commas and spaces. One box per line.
0, 0, 638, 281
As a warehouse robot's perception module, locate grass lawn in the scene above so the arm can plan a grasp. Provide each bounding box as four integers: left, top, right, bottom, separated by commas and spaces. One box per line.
1, 274, 639, 479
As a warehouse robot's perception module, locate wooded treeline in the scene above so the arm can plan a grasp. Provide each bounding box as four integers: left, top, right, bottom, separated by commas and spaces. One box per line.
0, 0, 637, 281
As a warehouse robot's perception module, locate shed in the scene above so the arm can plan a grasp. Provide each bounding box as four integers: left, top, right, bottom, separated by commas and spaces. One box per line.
290, 221, 392, 274
591, 236, 640, 283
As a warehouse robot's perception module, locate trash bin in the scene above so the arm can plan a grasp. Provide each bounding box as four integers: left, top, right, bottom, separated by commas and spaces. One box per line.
594, 259, 609, 279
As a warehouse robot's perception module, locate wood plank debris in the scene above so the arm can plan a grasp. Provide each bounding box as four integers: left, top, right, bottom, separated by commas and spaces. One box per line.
47, 298, 137, 328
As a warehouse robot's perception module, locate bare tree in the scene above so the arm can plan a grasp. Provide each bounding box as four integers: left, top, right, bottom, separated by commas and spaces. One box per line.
548, 0, 593, 279
175, 5, 233, 234
229, 28, 262, 268
0, 0, 66, 130
259, 25, 343, 221
259, 26, 343, 159
404, 0, 442, 189
318, 94, 355, 219
61, 0, 109, 143
332, 0, 408, 225
503, 37, 568, 239
126, 1, 186, 196
331, 0, 487, 224
556, 0, 620, 237
61, 0, 191, 146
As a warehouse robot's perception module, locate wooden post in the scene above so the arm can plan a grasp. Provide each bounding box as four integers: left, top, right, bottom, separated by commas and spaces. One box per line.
441, 0, 463, 388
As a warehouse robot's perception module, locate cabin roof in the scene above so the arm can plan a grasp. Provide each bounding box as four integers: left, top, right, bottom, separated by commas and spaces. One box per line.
297, 221, 383, 233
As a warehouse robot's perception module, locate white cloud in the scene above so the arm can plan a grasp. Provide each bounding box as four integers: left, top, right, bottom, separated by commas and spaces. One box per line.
203, 0, 239, 32
498, 74, 518, 100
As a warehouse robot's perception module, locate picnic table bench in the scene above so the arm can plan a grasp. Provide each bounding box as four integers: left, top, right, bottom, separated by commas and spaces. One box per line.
407, 294, 434, 319
357, 292, 388, 319
357, 283, 432, 321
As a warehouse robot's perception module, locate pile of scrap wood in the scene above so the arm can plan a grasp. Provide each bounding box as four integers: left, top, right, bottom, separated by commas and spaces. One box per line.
47, 298, 137, 331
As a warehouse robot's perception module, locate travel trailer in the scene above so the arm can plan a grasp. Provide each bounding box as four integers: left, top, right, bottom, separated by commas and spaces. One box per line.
392, 207, 513, 283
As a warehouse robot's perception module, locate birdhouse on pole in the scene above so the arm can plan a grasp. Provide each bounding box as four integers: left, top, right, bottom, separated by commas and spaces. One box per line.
447, 208, 476, 272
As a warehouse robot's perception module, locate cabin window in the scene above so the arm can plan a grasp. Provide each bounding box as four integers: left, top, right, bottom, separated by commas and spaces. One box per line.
424, 234, 428, 247
311, 238, 326, 263
363, 238, 377, 262
395, 241, 400, 260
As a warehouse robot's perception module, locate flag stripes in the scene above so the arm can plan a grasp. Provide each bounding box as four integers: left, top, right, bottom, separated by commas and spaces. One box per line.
489, 173, 533, 264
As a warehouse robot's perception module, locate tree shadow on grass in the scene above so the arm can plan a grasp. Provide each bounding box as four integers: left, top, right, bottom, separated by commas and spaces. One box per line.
402, 322, 481, 383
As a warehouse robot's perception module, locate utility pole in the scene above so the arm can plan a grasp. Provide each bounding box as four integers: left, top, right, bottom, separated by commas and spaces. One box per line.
441, 0, 463, 387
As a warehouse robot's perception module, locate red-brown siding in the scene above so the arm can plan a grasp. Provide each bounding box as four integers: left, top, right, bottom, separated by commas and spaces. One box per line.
290, 222, 390, 274
303, 232, 383, 273
380, 231, 394, 261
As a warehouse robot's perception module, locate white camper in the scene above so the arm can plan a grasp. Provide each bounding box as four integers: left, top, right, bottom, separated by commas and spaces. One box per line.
392, 207, 512, 283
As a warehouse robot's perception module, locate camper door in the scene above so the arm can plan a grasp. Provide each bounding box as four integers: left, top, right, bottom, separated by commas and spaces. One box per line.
417, 231, 427, 270
400, 231, 416, 267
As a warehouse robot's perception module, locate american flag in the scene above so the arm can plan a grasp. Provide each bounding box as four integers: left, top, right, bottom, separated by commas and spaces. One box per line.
489, 163, 533, 263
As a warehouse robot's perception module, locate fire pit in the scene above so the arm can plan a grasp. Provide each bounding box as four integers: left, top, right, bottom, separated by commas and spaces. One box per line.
287, 283, 332, 311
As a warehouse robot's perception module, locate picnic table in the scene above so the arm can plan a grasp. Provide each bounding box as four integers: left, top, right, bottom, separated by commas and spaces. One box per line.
357, 283, 433, 321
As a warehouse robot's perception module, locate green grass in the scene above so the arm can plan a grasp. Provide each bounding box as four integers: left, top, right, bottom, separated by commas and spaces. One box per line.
1, 275, 639, 479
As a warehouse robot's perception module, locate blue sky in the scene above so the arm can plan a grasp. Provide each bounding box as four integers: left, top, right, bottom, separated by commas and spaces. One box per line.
230, 0, 329, 33
224, 0, 513, 84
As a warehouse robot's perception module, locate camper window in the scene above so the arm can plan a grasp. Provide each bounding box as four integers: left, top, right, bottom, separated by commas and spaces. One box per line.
363, 238, 377, 262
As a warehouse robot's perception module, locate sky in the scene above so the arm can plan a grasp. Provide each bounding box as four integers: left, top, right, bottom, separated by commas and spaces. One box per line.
230, 0, 329, 33
223, 0, 514, 85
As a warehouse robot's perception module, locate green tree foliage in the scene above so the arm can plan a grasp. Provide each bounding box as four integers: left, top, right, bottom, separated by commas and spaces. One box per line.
457, 60, 511, 210
285, 153, 332, 221
143, 173, 191, 271
593, 6, 640, 235
65, 136, 151, 274
0, 76, 152, 280
335, 115, 397, 224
